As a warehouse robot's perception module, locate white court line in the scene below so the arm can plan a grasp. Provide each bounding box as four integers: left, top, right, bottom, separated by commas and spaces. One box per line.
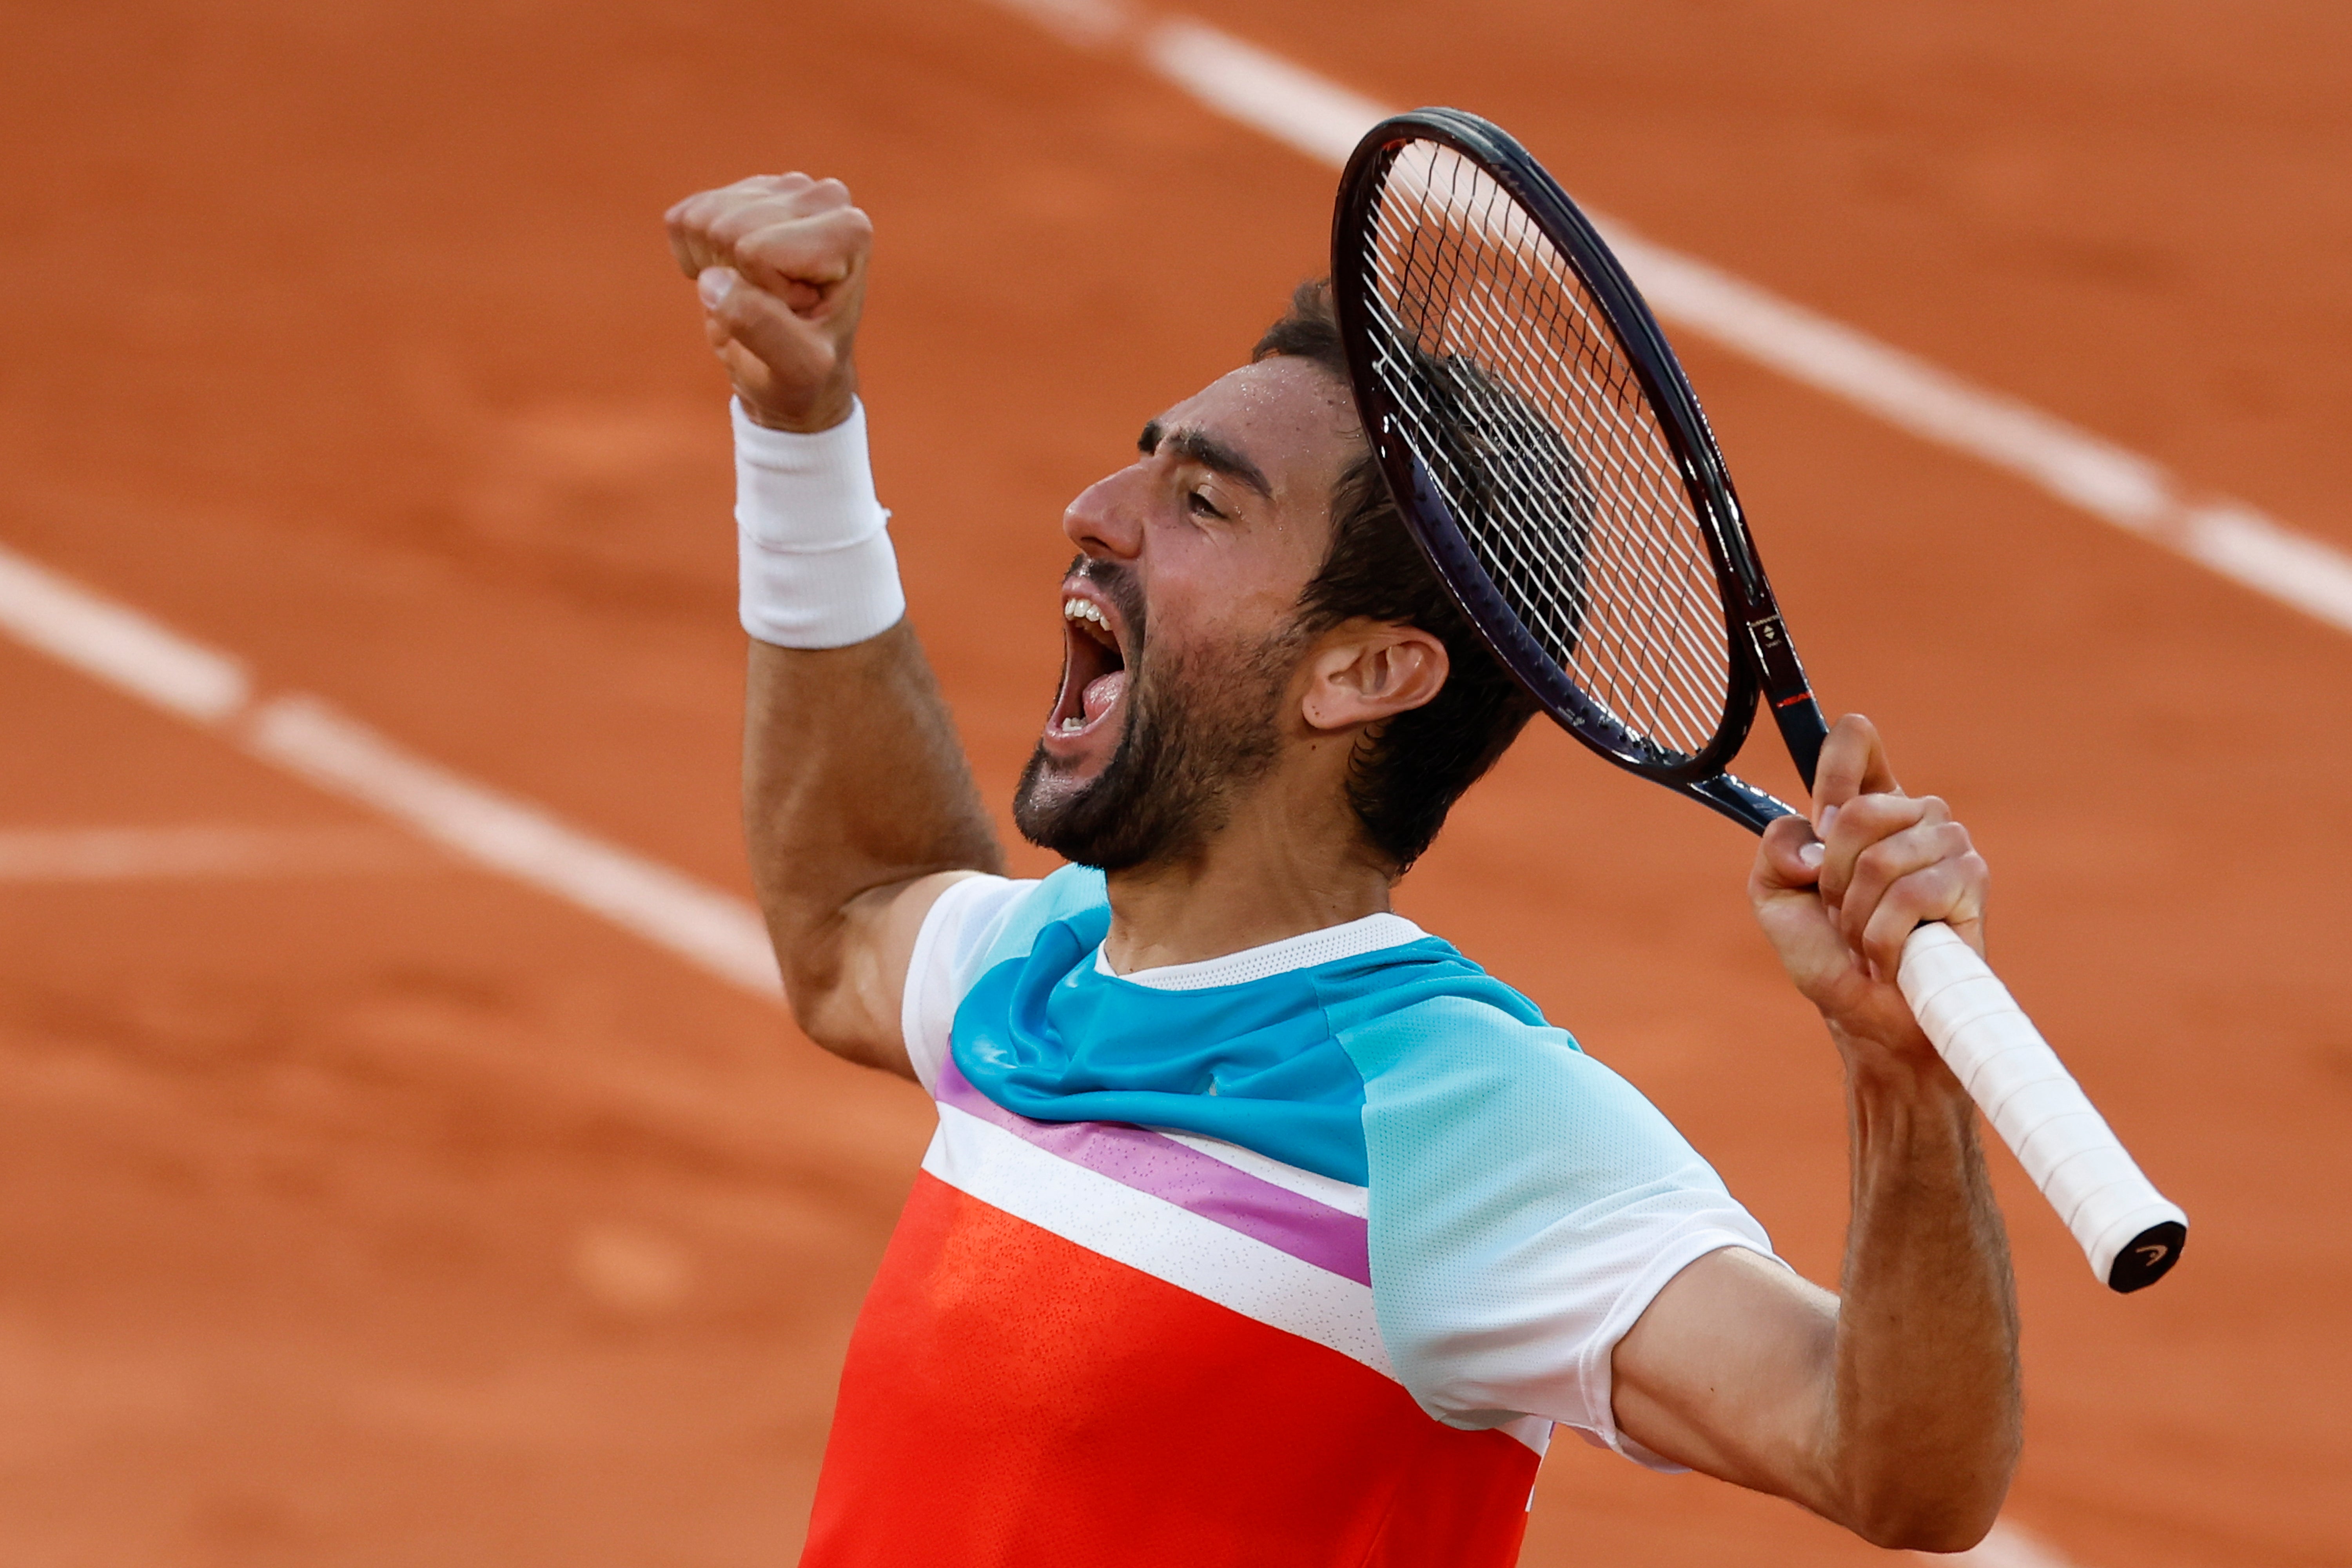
0, 540, 780, 997
0, 824, 425, 882
993, 0, 2352, 639
245, 693, 781, 994
0, 546, 251, 721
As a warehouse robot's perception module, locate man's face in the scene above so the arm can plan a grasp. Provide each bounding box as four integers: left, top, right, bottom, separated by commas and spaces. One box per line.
1013, 356, 1360, 869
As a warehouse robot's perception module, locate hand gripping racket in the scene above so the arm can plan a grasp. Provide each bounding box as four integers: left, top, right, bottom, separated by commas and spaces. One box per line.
1330, 107, 2187, 1292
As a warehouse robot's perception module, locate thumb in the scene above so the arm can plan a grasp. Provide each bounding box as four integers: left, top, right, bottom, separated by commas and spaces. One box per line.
697, 267, 846, 428
1753, 812, 1826, 896
700, 267, 832, 374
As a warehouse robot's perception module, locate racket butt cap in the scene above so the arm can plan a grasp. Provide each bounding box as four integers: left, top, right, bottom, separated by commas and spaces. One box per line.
2104, 1218, 2187, 1293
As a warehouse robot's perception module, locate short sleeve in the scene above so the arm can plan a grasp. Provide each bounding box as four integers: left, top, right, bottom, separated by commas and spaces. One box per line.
1347, 996, 1778, 1469
899, 873, 1040, 1094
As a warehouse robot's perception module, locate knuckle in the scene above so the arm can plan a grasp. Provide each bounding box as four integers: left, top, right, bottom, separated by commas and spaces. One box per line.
741, 224, 814, 271
1906, 862, 1955, 901
1850, 793, 1904, 828
722, 208, 788, 252
1876, 886, 1925, 933
727, 215, 780, 253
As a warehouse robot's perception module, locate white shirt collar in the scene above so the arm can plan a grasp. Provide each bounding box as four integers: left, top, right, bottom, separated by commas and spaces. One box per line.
1093, 911, 1428, 991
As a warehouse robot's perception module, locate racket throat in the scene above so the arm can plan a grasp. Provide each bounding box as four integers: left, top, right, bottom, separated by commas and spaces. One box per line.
1745, 613, 1830, 791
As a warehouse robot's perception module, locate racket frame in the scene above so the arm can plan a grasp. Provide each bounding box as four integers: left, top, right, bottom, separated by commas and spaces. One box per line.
1332, 107, 1832, 829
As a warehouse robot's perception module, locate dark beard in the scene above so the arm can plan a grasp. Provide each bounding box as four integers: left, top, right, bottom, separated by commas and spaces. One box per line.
1013, 572, 1298, 872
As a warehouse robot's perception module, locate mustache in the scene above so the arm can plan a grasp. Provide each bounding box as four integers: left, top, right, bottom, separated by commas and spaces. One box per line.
1065, 554, 1146, 653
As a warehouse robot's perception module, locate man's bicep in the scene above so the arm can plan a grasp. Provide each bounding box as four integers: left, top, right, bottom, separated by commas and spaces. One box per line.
813, 869, 989, 1081
1610, 1245, 1840, 1504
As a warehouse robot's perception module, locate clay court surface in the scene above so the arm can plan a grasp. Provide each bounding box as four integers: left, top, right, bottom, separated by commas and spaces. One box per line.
2, 0, 2347, 1562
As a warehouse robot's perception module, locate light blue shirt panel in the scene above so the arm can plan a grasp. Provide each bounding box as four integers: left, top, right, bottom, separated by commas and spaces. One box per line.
1338, 993, 1773, 1450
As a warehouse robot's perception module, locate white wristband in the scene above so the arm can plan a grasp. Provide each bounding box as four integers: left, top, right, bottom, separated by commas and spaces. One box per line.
733, 396, 906, 648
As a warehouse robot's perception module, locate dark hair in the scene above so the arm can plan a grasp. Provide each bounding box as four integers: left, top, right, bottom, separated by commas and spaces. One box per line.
1254, 280, 1537, 872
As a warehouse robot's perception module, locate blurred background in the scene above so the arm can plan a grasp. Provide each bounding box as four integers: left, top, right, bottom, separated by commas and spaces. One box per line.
2, 0, 2347, 1563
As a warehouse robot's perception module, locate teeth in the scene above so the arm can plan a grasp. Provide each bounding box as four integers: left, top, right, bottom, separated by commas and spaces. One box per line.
1057, 597, 1115, 739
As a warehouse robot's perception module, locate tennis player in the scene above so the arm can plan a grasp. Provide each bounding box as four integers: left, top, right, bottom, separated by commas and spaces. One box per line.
667, 171, 2022, 1564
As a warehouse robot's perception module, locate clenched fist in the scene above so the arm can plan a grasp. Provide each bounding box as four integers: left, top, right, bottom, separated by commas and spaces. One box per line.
665, 172, 873, 432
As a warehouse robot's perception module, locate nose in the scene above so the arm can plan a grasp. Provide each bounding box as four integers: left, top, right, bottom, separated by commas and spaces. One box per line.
1061, 463, 1145, 562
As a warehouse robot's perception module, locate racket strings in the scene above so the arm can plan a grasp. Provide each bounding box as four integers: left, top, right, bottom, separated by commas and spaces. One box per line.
1418, 165, 1722, 693
1372, 168, 1724, 751
1360, 143, 1734, 760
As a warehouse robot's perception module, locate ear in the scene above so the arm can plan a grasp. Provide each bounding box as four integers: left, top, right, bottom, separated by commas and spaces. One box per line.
1299, 621, 1450, 733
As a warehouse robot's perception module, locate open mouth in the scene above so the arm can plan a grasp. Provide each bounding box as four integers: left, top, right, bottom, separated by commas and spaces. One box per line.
1045, 584, 1130, 751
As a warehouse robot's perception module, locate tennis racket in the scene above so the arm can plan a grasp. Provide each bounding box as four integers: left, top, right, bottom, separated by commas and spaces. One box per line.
1329, 107, 2186, 1293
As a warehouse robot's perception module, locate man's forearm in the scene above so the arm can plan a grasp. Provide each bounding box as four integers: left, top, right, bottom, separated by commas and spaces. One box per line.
1824, 1048, 2021, 1549
1617, 722, 2018, 1547
744, 628, 1003, 1042
668, 174, 999, 1062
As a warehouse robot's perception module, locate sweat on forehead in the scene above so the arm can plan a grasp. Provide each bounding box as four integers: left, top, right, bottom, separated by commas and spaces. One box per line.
1141, 359, 1359, 496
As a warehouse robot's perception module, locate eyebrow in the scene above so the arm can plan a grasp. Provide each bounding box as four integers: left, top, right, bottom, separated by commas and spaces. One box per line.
1138, 419, 1274, 501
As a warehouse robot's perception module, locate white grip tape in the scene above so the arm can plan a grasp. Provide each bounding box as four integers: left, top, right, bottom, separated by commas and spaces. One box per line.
1898, 924, 2185, 1283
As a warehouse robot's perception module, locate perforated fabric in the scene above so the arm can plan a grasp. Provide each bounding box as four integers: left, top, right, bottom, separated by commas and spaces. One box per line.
803, 1173, 1545, 1568
1096, 910, 1429, 989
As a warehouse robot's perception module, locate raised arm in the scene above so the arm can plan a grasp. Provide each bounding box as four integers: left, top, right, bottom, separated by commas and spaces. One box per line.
1609, 715, 2021, 1552
667, 174, 1003, 1076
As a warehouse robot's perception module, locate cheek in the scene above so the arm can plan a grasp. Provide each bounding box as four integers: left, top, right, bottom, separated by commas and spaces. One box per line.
1141, 526, 1314, 652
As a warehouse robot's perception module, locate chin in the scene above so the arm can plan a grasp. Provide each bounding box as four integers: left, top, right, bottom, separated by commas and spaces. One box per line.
1013, 755, 1091, 818
1012, 720, 1154, 871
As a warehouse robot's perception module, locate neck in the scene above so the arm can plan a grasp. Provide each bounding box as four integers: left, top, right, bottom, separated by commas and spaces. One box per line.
1099, 759, 1394, 973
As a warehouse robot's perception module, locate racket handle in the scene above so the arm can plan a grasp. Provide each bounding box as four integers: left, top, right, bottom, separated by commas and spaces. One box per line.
1897, 924, 2187, 1292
